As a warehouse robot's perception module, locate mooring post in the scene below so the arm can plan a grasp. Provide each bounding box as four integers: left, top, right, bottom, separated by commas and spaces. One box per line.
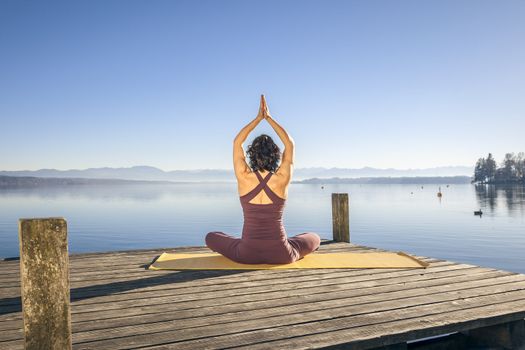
331, 193, 350, 242
18, 218, 72, 350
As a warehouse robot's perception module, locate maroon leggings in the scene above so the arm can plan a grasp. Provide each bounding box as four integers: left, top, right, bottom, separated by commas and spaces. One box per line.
205, 231, 321, 264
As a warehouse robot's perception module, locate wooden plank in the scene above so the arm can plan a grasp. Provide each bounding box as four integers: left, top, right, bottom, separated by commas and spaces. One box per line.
70, 281, 525, 349
1, 257, 438, 295
0, 339, 22, 350
3, 267, 463, 330
36, 263, 480, 313
0, 262, 472, 328
3, 243, 525, 350
0, 244, 393, 281
0, 256, 441, 299
227, 298, 525, 350
45, 274, 525, 346
0, 265, 511, 341
0, 260, 445, 324
67, 265, 496, 308
0, 262, 478, 319
0, 239, 344, 265
0, 246, 397, 284
68, 271, 524, 334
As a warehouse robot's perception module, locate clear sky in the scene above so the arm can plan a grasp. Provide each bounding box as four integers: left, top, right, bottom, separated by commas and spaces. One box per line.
1, 0, 524, 171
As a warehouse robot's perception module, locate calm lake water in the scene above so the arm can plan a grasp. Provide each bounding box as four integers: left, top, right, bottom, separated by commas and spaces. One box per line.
0, 183, 524, 273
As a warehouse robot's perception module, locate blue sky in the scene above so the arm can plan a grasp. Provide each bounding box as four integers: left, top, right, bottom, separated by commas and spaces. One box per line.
1, 0, 524, 171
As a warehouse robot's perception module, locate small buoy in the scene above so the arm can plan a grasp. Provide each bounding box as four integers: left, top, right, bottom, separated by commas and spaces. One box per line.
421, 186, 424, 189
410, 192, 413, 195
437, 186, 443, 197
321, 186, 324, 189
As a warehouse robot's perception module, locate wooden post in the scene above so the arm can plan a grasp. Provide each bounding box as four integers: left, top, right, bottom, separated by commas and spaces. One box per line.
18, 218, 72, 350
332, 193, 350, 242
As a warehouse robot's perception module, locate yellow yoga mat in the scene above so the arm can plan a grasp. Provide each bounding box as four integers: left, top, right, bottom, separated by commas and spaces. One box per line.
148, 251, 429, 270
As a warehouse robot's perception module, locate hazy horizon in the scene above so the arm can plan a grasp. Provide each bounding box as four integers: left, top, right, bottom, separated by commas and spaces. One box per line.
0, 164, 474, 172
0, 164, 474, 183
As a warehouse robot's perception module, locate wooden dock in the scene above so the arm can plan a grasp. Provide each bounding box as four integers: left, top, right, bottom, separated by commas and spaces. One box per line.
2, 240, 525, 349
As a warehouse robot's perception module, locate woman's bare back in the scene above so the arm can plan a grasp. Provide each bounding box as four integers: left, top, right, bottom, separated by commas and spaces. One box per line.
237, 169, 289, 204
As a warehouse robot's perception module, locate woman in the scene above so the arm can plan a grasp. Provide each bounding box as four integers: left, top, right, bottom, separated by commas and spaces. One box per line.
205, 95, 321, 264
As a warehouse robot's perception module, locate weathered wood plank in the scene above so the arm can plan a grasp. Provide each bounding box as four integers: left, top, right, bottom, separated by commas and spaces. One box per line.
0, 261, 478, 319
0, 242, 387, 268
73, 272, 518, 331
54, 275, 525, 346
0, 263, 446, 321
0, 263, 478, 335
2, 266, 470, 332
0, 245, 395, 282
0, 256, 441, 300
0, 339, 22, 350
2, 242, 525, 350
71, 284, 525, 349
0, 266, 516, 343
66, 266, 503, 310
0, 240, 361, 268
229, 298, 525, 350
0, 250, 406, 293
0, 253, 438, 292
0, 263, 474, 317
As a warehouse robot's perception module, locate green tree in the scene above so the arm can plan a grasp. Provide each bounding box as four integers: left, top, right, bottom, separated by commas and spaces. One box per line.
485, 153, 497, 182
474, 157, 487, 183
516, 152, 525, 183
496, 153, 517, 183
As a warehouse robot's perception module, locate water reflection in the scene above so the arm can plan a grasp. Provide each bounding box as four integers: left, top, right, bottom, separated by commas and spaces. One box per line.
475, 184, 525, 216
0, 183, 236, 202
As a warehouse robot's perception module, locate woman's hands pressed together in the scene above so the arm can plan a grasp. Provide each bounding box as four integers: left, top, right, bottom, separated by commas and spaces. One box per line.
256, 94, 272, 121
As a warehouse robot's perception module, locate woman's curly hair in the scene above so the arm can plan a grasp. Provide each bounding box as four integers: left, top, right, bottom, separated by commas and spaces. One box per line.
246, 134, 281, 173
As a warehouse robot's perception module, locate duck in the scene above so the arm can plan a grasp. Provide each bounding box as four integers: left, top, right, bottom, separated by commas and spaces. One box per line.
474, 210, 483, 216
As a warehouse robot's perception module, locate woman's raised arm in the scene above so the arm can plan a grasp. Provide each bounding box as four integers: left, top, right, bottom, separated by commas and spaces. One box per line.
232, 97, 265, 177
262, 96, 295, 167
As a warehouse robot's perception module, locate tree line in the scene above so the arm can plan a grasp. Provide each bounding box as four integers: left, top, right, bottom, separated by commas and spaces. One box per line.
474, 152, 525, 184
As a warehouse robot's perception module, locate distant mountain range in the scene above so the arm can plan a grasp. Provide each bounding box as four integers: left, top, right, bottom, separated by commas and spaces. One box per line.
0, 165, 473, 182
295, 176, 471, 184
0, 176, 173, 188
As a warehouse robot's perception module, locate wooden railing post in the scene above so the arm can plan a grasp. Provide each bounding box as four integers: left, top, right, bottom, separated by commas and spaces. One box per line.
18, 218, 72, 350
331, 193, 350, 242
